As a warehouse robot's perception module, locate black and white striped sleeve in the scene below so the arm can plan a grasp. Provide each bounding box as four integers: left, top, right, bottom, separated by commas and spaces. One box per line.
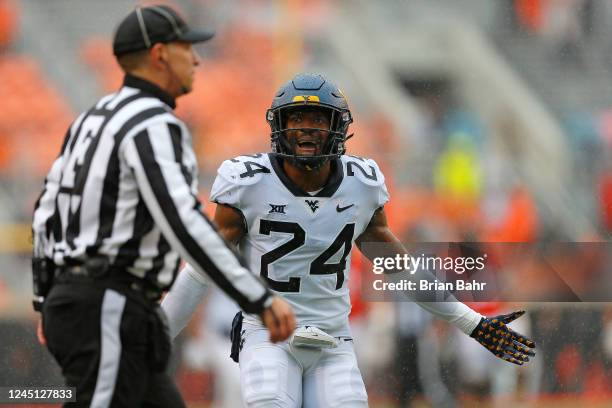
122, 117, 272, 314
32, 114, 83, 257
32, 154, 63, 257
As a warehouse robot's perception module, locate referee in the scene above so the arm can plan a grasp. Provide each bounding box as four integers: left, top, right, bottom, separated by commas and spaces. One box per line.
31, 5, 294, 407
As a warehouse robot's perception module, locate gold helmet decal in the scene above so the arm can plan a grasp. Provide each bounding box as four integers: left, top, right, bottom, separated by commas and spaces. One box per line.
292, 95, 320, 103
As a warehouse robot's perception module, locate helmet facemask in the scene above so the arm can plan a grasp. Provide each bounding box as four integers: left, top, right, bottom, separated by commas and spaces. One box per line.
268, 103, 352, 171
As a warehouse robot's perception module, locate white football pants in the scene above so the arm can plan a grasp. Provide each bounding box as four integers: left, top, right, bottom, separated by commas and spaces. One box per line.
239, 324, 368, 407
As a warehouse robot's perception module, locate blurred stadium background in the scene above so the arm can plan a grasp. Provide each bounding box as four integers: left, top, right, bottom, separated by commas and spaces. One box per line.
1, 0, 611, 407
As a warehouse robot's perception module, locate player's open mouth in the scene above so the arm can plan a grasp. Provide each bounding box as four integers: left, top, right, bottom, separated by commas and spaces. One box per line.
296, 141, 318, 155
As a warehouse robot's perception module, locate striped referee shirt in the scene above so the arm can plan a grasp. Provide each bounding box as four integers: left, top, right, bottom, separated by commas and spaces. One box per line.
32, 75, 271, 313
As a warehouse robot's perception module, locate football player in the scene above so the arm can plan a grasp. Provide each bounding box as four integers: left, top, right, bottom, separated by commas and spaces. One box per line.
162, 73, 536, 407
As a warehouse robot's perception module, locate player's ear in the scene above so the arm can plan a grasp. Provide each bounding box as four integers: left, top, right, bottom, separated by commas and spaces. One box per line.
149, 43, 167, 69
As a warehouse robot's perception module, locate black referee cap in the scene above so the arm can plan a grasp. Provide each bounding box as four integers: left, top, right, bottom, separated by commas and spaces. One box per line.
113, 5, 214, 56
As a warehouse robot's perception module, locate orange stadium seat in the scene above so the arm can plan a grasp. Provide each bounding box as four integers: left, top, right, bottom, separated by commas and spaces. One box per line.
0, 0, 18, 49
515, 0, 544, 33
80, 37, 123, 91
0, 55, 72, 175
482, 186, 538, 242
599, 172, 612, 232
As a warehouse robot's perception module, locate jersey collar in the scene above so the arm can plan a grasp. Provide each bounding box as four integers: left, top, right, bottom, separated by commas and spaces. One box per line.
268, 153, 344, 198
123, 74, 176, 109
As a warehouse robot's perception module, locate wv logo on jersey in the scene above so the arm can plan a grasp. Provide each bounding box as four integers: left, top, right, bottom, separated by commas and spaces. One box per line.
305, 199, 319, 213
268, 204, 287, 214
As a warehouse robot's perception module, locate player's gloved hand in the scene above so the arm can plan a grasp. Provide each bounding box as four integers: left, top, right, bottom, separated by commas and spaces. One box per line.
470, 310, 536, 366
260, 296, 296, 343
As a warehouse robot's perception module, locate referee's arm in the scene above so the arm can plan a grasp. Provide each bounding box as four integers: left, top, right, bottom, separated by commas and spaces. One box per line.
32, 119, 79, 257
31, 114, 85, 316
32, 153, 63, 256
31, 152, 63, 315
122, 119, 272, 314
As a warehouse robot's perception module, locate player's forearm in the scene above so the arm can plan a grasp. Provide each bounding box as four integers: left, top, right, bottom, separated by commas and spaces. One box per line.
161, 264, 209, 339
414, 301, 482, 335
358, 229, 482, 335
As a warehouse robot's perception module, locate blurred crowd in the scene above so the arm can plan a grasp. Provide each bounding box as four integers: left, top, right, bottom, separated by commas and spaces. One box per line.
0, 0, 611, 406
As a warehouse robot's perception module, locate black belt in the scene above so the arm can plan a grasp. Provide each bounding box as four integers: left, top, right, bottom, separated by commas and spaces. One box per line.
55, 263, 163, 302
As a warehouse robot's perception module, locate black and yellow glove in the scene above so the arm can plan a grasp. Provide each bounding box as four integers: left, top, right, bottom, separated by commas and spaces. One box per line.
470, 310, 536, 366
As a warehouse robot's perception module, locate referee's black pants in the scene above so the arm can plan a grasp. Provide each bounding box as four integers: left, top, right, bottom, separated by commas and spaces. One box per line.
42, 279, 186, 408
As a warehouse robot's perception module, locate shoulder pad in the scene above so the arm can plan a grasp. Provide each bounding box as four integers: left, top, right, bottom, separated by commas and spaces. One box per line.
341, 155, 385, 187
216, 153, 272, 186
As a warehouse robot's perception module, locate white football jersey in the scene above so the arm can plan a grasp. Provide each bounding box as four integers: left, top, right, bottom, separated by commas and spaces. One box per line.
210, 153, 389, 336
